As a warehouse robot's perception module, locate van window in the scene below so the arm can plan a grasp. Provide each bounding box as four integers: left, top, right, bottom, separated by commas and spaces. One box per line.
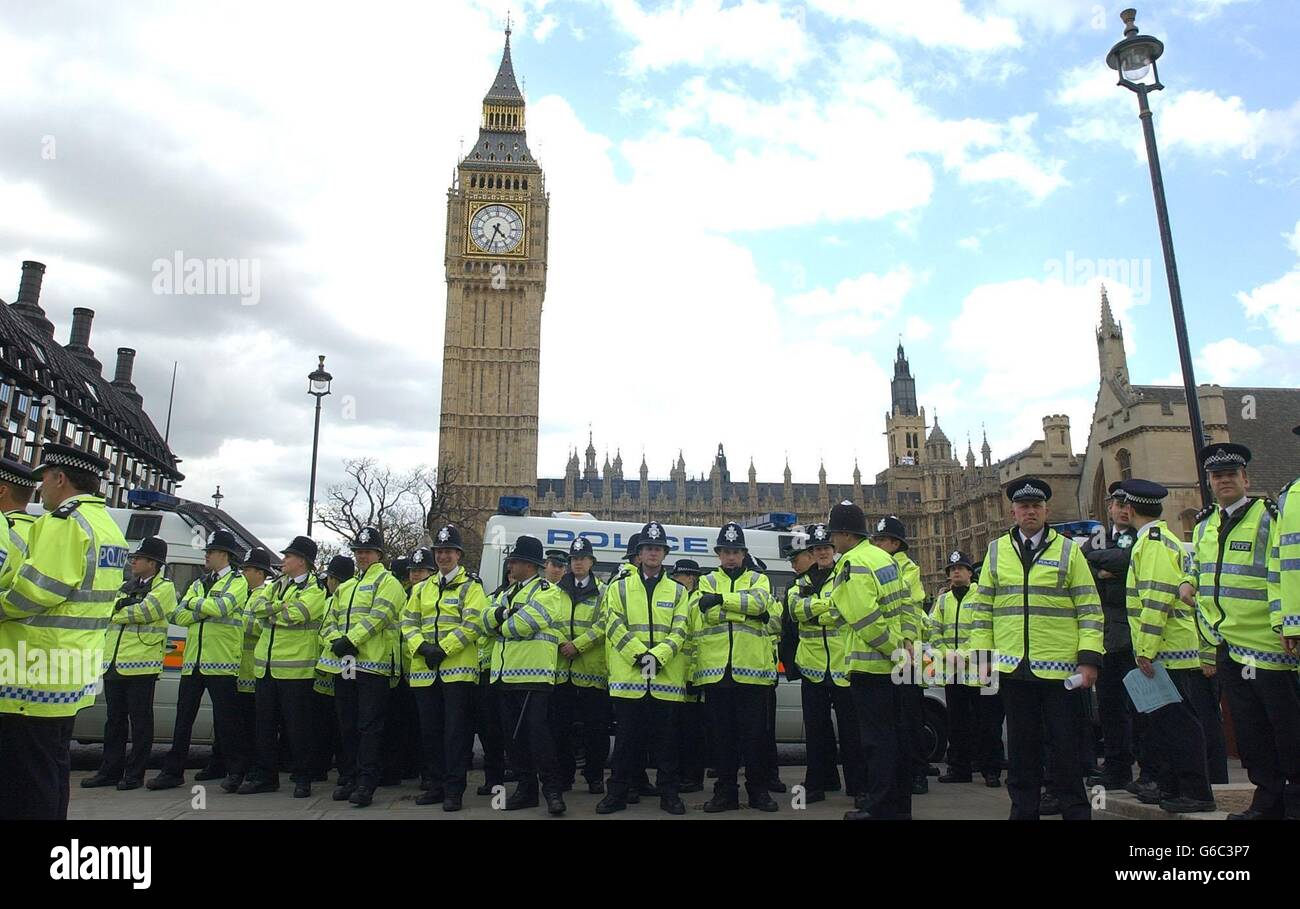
168, 562, 203, 597
125, 513, 163, 541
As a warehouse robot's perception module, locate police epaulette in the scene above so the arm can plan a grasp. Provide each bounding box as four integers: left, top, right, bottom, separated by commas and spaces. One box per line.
1260, 496, 1280, 519
1193, 504, 1216, 526
464, 570, 480, 583
538, 579, 550, 590
51, 499, 83, 519
1149, 526, 1161, 540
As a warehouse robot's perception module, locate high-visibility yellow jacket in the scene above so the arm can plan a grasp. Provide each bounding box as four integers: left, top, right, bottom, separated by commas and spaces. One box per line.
1126, 520, 1204, 670
1187, 497, 1293, 670
239, 582, 271, 693
787, 564, 849, 686
603, 570, 690, 701
681, 587, 703, 702
926, 585, 985, 687
0, 494, 127, 716
1269, 478, 1299, 640
314, 579, 357, 695
831, 538, 909, 676
172, 567, 247, 676
316, 562, 405, 678
403, 566, 486, 686
105, 572, 176, 677
966, 528, 1104, 681
0, 509, 36, 591
254, 574, 327, 680
891, 550, 926, 644
692, 567, 776, 686
480, 574, 566, 686
560, 574, 607, 688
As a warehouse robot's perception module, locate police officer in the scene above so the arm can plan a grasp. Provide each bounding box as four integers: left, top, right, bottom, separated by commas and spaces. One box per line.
382, 554, 420, 785
1274, 424, 1300, 663
151, 529, 250, 792
931, 549, 1002, 787
471, 569, 509, 797
596, 521, 690, 815
239, 536, 327, 798
544, 549, 569, 585
1122, 479, 1217, 814
480, 534, 568, 813
0, 444, 126, 819
1182, 443, 1299, 819
84, 535, 176, 791
313, 554, 355, 779
670, 559, 708, 793
0, 445, 37, 591
967, 478, 1103, 820
870, 514, 931, 794
1081, 482, 1140, 791
555, 536, 609, 794
234, 546, 276, 790
828, 500, 912, 821
321, 526, 406, 807
404, 524, 485, 812
693, 521, 779, 813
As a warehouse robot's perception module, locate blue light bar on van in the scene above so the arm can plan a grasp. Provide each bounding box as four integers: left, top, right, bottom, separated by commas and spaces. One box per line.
741, 512, 797, 531
498, 495, 530, 516
127, 489, 181, 510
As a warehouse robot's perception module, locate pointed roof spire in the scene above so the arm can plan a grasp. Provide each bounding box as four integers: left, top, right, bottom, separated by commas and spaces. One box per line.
1099, 283, 1121, 337
484, 19, 524, 104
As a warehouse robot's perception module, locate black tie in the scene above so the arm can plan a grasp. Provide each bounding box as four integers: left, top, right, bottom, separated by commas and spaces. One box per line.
1220, 509, 1231, 527
1022, 535, 1034, 557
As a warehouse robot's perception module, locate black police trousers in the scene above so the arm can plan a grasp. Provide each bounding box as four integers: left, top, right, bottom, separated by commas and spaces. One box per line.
850, 673, 912, 818
0, 714, 75, 820
1097, 647, 1137, 777
1184, 670, 1229, 784
1143, 667, 1214, 801
414, 679, 474, 796
381, 676, 420, 783
1002, 676, 1090, 819
801, 677, 865, 794
900, 681, 930, 776
100, 674, 157, 784
471, 671, 506, 786
334, 672, 390, 791
944, 684, 1004, 778
609, 694, 679, 799
499, 686, 561, 795
162, 671, 246, 778
552, 681, 610, 785
1219, 650, 1300, 818
678, 697, 707, 786
705, 682, 770, 802
253, 675, 315, 785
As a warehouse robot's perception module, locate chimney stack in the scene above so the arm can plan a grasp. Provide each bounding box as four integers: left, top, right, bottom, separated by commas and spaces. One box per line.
66, 307, 103, 373
12, 261, 55, 335
112, 348, 144, 408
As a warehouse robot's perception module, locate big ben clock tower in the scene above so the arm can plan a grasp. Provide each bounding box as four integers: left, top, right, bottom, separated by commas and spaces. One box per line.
438, 23, 549, 534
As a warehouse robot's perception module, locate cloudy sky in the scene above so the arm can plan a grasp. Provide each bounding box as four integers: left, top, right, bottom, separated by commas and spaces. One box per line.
3, 0, 1298, 546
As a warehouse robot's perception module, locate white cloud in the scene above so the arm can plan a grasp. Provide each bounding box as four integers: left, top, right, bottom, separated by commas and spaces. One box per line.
533, 14, 558, 42
958, 235, 981, 251
1236, 268, 1300, 343
808, 0, 1021, 52
1196, 337, 1265, 384
0, 179, 100, 241
606, 0, 814, 80
904, 315, 934, 342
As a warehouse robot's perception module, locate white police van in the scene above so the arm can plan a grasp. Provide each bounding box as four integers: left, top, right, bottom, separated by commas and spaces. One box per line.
69, 491, 275, 746
483, 498, 949, 759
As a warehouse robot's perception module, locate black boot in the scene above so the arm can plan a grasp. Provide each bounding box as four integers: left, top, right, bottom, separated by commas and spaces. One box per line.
81, 773, 119, 789
505, 785, 539, 811
416, 788, 446, 806
545, 790, 567, 816
660, 794, 686, 815
349, 786, 375, 807
703, 788, 740, 813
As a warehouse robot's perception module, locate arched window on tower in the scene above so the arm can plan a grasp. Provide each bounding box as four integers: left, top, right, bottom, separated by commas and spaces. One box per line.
1116, 448, 1132, 480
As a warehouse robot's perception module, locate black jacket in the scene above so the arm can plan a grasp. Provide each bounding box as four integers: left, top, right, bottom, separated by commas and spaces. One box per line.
1082, 527, 1136, 653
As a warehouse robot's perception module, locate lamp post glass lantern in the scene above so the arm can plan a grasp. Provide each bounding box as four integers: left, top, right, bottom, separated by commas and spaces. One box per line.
1106, 8, 1210, 508
306, 355, 333, 535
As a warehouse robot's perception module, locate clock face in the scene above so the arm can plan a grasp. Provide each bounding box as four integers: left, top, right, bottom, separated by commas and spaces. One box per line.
469, 203, 524, 253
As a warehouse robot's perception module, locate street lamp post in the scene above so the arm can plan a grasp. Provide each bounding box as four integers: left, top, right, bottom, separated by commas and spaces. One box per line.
212, 485, 223, 510
1107, 8, 1211, 508
306, 355, 333, 535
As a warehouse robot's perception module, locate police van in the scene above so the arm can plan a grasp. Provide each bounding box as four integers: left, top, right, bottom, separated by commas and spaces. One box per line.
482, 499, 950, 760
69, 491, 275, 746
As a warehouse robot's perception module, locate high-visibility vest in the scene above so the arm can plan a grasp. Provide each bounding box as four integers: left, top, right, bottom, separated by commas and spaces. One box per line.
316, 563, 405, 677
1126, 520, 1204, 671
561, 575, 607, 688
480, 574, 565, 685
603, 571, 690, 701
966, 528, 1104, 681
314, 579, 357, 695
403, 566, 486, 686
892, 550, 926, 643
0, 509, 36, 590
692, 567, 776, 686
105, 573, 176, 677
1270, 478, 1300, 642
788, 563, 850, 686
239, 583, 271, 693
831, 538, 909, 676
927, 585, 984, 686
254, 575, 326, 680
0, 494, 127, 716
172, 568, 247, 676
1188, 498, 1294, 670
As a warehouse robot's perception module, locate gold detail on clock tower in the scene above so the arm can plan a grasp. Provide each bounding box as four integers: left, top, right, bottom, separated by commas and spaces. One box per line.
438, 23, 549, 542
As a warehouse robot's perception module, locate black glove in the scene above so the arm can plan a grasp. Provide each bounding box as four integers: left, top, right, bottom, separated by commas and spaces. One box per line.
635, 652, 657, 675
493, 605, 508, 625
797, 586, 813, 599
757, 611, 770, 625
418, 642, 446, 666
330, 637, 357, 658
698, 593, 723, 610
